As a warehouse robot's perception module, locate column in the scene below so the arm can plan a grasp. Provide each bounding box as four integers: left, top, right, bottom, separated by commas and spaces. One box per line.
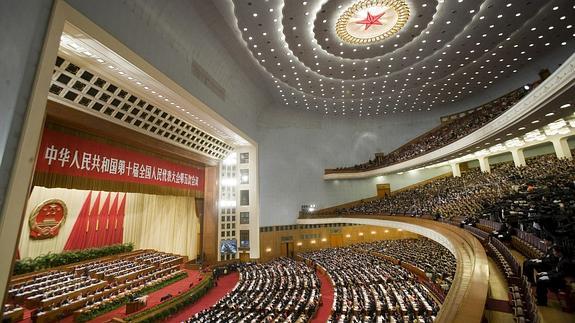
550, 137, 573, 160
510, 148, 526, 167
478, 156, 491, 173
0, 0, 55, 307
450, 162, 461, 177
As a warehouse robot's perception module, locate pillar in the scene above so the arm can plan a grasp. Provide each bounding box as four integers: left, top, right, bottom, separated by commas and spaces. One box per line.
0, 0, 55, 309
551, 137, 573, 160
202, 166, 219, 264
450, 163, 461, 177
478, 156, 491, 173
510, 148, 526, 167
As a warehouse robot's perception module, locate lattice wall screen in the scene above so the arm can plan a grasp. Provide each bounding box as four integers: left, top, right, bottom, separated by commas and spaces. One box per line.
48, 56, 233, 160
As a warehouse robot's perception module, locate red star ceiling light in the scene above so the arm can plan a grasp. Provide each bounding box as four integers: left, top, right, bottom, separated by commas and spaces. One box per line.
356, 12, 386, 30
336, 0, 410, 45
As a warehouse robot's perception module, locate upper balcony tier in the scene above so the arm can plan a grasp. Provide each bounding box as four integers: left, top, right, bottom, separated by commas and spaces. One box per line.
324, 53, 575, 180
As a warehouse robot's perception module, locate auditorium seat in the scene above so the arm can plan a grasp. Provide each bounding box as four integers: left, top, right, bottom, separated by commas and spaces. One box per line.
301, 247, 440, 322
187, 258, 320, 322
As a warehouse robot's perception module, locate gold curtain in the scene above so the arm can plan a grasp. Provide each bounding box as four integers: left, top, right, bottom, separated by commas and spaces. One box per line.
123, 193, 199, 259
19, 187, 199, 260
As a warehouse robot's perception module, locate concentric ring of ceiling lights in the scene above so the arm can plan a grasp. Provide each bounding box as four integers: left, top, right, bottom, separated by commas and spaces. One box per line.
230, 0, 574, 118
335, 0, 410, 45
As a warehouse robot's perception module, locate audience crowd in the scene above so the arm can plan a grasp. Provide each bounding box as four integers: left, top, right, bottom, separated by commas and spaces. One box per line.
354, 238, 456, 292
301, 248, 440, 323
329, 86, 530, 172
187, 258, 320, 323
319, 154, 575, 246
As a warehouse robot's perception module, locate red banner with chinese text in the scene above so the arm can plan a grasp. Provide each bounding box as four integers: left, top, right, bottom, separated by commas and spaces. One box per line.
36, 129, 204, 191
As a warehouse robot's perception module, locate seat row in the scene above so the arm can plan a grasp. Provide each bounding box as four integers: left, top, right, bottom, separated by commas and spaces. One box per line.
186, 258, 320, 323
352, 238, 456, 291
301, 248, 439, 323
509, 277, 540, 323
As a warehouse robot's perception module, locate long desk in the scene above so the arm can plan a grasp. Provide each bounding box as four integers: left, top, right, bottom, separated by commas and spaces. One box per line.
2, 307, 24, 323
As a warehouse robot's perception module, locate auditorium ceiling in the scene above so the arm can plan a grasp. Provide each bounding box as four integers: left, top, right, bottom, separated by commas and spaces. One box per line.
53, 23, 251, 163
207, 0, 574, 118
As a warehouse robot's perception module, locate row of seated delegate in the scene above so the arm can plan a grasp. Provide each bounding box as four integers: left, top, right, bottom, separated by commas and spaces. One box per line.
132, 251, 183, 267
300, 248, 440, 323
317, 153, 575, 249
4, 250, 184, 323
328, 85, 532, 173
186, 258, 321, 323
9, 271, 73, 298
353, 238, 456, 292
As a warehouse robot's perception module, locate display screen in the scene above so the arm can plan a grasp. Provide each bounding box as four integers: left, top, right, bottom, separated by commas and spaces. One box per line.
220, 239, 237, 254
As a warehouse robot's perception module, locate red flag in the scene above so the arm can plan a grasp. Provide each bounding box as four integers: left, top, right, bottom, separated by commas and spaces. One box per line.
94, 193, 111, 248
85, 192, 102, 249
64, 191, 92, 250
104, 193, 119, 246
114, 193, 127, 244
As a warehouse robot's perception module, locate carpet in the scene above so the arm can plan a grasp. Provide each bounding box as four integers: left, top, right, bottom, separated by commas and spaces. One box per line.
312, 269, 334, 323
167, 272, 239, 322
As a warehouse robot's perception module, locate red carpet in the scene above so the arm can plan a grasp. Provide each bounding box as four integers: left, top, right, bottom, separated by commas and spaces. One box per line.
312, 269, 334, 323
167, 272, 239, 322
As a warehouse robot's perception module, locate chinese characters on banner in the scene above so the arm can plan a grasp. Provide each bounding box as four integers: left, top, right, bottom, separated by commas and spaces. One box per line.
36, 129, 204, 191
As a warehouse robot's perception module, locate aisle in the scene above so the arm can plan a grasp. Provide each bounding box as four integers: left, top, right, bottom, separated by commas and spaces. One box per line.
167, 272, 239, 322
312, 269, 334, 323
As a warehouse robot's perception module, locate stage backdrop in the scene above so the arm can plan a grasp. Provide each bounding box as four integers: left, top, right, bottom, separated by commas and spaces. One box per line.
19, 186, 200, 259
